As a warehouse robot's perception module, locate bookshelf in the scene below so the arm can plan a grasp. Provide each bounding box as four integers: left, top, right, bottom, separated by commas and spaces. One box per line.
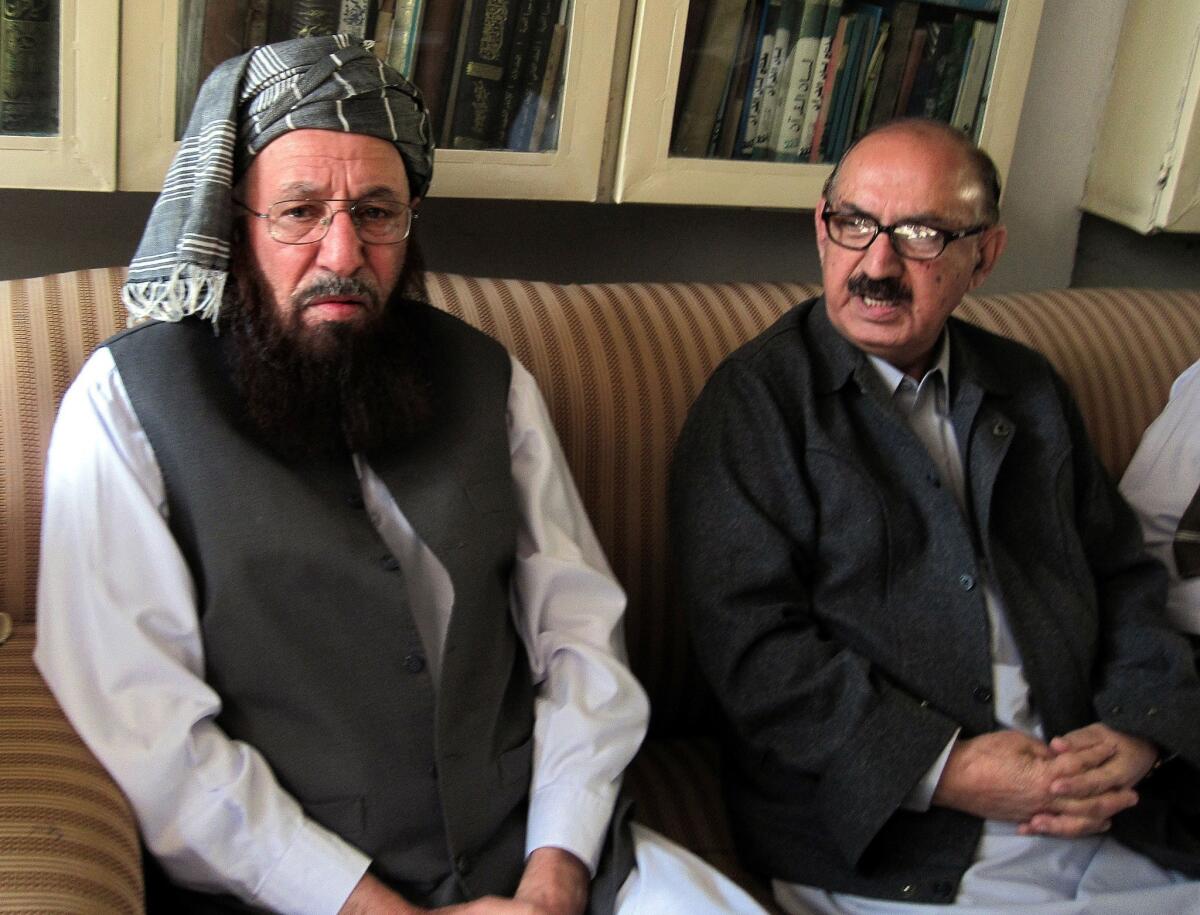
613, 0, 1045, 208
0, 0, 119, 191
1081, 1, 1200, 234
118, 0, 622, 200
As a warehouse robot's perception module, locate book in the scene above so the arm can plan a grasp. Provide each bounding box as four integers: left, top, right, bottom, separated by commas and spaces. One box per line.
839, 3, 881, 154
853, 21, 889, 140
866, 0, 918, 128
505, 0, 557, 149
893, 25, 927, 116
387, 0, 428, 77
411, 0, 469, 142
672, 0, 752, 158
446, 0, 524, 149
527, 0, 569, 151
753, 0, 802, 159
929, 13, 974, 123
773, 1, 828, 162
714, 0, 763, 158
950, 18, 995, 135
244, 0, 271, 46
796, 0, 842, 160
338, 0, 372, 38
0, 0, 57, 134
735, 0, 780, 158
496, 0, 541, 144
373, 0, 397, 58
904, 18, 947, 118
673, 0, 714, 139
921, 0, 999, 11
289, 0, 342, 38
823, 11, 864, 162
808, 11, 848, 162
174, 0, 208, 135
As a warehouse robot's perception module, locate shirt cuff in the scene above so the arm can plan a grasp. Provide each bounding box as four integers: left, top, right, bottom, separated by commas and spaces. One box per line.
901, 729, 960, 812
525, 781, 617, 876
254, 818, 372, 915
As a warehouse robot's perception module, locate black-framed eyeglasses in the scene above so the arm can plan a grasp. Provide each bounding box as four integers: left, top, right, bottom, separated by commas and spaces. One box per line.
234, 197, 416, 245
821, 205, 988, 261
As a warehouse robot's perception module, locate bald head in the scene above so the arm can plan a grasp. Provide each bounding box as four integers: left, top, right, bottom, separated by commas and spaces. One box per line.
824, 118, 1001, 226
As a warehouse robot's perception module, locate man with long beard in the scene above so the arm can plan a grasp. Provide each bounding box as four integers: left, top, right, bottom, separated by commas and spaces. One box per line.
34, 35, 765, 915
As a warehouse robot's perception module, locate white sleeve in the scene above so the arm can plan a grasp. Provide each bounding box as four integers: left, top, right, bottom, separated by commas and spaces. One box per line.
1120, 357, 1200, 635
506, 358, 650, 874
33, 348, 369, 915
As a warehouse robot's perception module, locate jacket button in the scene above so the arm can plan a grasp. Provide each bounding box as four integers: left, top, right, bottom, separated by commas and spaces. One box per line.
403, 653, 426, 673
973, 685, 993, 704
456, 854, 471, 874
380, 554, 401, 572
958, 574, 975, 591
900, 884, 917, 898
992, 421, 1012, 437
346, 492, 365, 509
926, 472, 940, 487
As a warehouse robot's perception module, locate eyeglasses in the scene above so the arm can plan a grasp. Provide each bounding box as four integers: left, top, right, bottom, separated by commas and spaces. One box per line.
234, 197, 416, 245
821, 205, 988, 261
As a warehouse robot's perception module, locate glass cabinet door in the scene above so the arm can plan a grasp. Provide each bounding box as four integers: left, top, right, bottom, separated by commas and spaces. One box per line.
123, 1, 619, 200
615, 0, 1044, 208
0, 0, 117, 190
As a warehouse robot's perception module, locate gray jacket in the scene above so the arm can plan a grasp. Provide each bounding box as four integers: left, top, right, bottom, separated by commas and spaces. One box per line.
670, 297, 1200, 904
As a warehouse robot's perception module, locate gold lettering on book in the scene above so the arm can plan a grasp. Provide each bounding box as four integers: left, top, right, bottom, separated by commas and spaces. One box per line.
479, 0, 510, 61
465, 61, 504, 82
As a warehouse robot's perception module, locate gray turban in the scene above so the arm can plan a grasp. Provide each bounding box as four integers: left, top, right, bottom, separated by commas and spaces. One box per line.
123, 34, 434, 325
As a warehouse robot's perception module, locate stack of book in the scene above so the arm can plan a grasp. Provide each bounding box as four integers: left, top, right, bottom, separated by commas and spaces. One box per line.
0, 0, 59, 136
671, 0, 1000, 163
176, 0, 572, 153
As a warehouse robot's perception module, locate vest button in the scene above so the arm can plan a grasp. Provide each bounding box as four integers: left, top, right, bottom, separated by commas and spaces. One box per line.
380, 554, 401, 572
346, 492, 365, 509
958, 574, 975, 591
973, 685, 993, 704
900, 884, 917, 898
404, 653, 426, 673
456, 853, 471, 874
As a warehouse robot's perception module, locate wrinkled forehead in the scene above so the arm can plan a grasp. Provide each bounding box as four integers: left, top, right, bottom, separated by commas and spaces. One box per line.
833, 129, 988, 224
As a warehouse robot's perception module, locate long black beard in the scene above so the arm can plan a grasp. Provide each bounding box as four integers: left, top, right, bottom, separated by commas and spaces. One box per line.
222, 243, 432, 461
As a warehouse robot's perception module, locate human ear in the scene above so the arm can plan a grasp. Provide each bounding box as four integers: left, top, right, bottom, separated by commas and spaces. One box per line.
967, 223, 1007, 291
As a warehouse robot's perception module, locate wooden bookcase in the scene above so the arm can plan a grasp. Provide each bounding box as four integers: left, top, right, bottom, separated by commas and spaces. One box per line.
3, 0, 1045, 209
0, 0, 119, 191
613, 0, 1045, 208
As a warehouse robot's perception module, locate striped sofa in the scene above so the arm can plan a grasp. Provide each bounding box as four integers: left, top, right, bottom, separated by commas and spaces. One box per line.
3, 268, 1200, 912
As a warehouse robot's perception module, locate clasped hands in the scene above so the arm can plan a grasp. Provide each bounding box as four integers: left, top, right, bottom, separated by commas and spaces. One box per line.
340, 846, 589, 915
932, 723, 1158, 838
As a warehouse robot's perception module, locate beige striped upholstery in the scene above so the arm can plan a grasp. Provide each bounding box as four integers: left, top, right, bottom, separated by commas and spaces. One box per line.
3, 268, 1200, 911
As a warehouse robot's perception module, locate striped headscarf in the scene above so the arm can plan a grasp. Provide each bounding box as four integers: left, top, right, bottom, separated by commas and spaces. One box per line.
123, 34, 433, 325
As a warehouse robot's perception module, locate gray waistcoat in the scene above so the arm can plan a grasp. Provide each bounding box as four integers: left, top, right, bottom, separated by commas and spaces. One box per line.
109, 305, 536, 908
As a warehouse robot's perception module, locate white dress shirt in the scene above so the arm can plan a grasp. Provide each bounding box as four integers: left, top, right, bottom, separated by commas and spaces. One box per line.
1120, 356, 1200, 636
35, 346, 650, 914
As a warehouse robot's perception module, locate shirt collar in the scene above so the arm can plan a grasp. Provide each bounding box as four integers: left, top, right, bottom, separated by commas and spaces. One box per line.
866, 332, 952, 399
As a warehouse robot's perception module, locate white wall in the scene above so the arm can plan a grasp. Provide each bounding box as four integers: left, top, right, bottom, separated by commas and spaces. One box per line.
0, 1, 1148, 292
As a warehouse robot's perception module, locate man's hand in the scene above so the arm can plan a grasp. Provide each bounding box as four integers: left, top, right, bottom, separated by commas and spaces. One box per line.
339, 847, 589, 915
512, 847, 589, 915
932, 730, 1129, 831
1018, 723, 1158, 838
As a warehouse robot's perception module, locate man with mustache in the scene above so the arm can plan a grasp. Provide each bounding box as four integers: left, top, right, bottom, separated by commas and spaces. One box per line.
670, 119, 1200, 912
34, 35, 765, 915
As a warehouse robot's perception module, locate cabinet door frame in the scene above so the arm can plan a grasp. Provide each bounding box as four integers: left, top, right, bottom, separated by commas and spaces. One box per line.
0, 0, 118, 191
613, 0, 1045, 209
119, 0, 623, 201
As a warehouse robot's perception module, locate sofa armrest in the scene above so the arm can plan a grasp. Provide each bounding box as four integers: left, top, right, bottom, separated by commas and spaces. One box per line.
0, 620, 144, 913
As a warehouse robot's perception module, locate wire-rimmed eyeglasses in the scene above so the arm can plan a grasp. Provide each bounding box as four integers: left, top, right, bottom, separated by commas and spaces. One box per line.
234, 197, 416, 245
821, 205, 988, 261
